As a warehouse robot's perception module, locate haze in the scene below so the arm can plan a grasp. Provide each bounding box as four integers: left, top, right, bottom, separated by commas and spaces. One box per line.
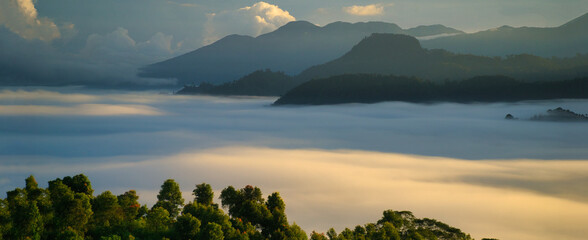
2, 90, 588, 240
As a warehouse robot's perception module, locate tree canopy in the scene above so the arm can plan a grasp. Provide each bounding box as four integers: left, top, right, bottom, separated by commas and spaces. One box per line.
1, 174, 477, 240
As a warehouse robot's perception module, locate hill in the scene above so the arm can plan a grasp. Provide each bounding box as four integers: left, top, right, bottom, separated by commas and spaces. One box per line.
421, 12, 588, 57
138, 21, 463, 85
274, 74, 588, 105
176, 69, 302, 96
296, 33, 588, 83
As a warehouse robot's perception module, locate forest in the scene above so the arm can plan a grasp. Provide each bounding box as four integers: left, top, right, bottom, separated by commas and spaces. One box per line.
274, 74, 588, 105
0, 174, 477, 240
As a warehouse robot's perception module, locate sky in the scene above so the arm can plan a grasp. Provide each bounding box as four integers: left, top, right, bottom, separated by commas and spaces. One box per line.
2, 89, 588, 239
1, 0, 588, 87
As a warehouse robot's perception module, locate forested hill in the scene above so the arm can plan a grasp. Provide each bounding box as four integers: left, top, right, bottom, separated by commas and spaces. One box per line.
0, 174, 478, 240
296, 33, 588, 83
274, 74, 588, 105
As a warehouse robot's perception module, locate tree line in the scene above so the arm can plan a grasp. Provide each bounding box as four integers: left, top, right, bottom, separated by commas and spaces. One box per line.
0, 174, 476, 240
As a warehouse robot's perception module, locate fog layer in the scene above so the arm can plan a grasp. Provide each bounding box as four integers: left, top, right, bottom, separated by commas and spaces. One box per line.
1, 89, 588, 240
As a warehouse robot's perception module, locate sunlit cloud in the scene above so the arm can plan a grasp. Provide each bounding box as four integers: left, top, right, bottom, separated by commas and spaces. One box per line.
3, 147, 588, 240
0, 104, 163, 116
203, 1, 295, 44
343, 4, 387, 16
0, 0, 60, 41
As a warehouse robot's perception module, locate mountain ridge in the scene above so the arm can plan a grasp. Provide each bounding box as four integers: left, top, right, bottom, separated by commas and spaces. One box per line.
139, 20, 464, 85
421, 12, 588, 57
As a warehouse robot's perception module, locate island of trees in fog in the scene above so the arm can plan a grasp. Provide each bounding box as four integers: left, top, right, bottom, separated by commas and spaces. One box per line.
0, 174, 482, 240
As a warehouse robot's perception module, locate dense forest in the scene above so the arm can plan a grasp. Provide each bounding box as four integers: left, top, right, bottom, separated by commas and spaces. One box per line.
0, 174, 479, 240
273, 74, 588, 105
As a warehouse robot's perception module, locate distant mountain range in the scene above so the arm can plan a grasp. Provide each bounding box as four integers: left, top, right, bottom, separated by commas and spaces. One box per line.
138, 21, 463, 85
297, 33, 588, 82
140, 13, 588, 86
421, 12, 588, 57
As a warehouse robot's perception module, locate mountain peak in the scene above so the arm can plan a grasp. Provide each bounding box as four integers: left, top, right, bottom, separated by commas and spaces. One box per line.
274, 21, 319, 32
346, 33, 424, 58
559, 12, 588, 28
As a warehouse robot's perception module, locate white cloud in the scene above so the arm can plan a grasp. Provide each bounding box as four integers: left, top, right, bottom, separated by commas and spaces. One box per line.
203, 1, 295, 45
343, 4, 387, 16
0, 104, 163, 116
0, 0, 60, 41
3, 147, 588, 240
82, 27, 176, 63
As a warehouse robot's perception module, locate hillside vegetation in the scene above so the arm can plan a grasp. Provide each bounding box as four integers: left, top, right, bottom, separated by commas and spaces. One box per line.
274, 74, 588, 105
0, 174, 478, 240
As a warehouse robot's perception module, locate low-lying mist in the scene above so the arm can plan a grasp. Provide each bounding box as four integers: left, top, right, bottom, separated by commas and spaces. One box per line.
1, 89, 588, 240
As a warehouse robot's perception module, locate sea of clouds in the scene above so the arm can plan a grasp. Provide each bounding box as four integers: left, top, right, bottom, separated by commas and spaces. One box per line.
1, 89, 588, 240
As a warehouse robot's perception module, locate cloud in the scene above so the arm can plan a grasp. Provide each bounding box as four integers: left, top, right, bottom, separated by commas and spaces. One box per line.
0, 104, 163, 116
3, 147, 588, 240
0, 0, 60, 41
343, 4, 387, 16
0, 27, 177, 88
203, 1, 295, 44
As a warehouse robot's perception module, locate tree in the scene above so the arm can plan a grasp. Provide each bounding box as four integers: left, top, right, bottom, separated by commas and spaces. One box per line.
117, 190, 141, 221
92, 191, 124, 231
6, 188, 43, 240
153, 179, 184, 218
146, 207, 171, 234
0, 199, 10, 240
174, 213, 201, 240
288, 223, 308, 240
311, 231, 328, 240
193, 183, 214, 206
48, 179, 93, 237
326, 228, 337, 240
62, 174, 94, 197
378, 222, 400, 240
203, 222, 224, 240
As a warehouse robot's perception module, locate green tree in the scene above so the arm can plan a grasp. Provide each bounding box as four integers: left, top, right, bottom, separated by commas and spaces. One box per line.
287, 223, 307, 240
6, 188, 43, 240
311, 231, 328, 240
174, 213, 201, 240
48, 179, 93, 237
203, 222, 224, 240
378, 210, 404, 229
146, 207, 171, 234
0, 199, 10, 240
62, 174, 94, 196
326, 228, 337, 240
193, 183, 214, 206
93, 191, 124, 228
153, 179, 184, 218
117, 190, 141, 221
378, 222, 400, 240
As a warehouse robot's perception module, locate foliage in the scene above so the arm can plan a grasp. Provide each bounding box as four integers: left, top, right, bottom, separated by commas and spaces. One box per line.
274, 74, 588, 105
1, 174, 479, 240
153, 179, 184, 219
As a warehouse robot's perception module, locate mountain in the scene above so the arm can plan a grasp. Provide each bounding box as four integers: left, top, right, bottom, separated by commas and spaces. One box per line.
138, 21, 464, 85
176, 69, 302, 96
296, 33, 588, 82
421, 12, 588, 57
